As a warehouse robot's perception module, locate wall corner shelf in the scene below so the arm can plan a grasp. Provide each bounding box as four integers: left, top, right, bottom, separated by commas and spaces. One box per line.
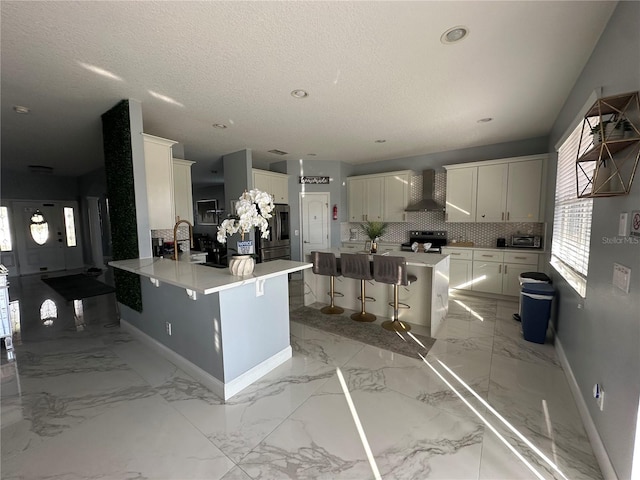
575, 91, 640, 198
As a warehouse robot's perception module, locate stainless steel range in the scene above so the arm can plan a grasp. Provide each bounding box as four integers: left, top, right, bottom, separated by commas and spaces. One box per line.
401, 231, 448, 253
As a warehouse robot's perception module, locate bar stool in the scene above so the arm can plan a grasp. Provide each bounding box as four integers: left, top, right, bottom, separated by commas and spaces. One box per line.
373, 255, 417, 332
311, 252, 344, 314
340, 253, 376, 322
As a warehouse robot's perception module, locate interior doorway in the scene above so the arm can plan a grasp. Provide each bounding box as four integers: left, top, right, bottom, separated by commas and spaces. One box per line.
300, 192, 330, 259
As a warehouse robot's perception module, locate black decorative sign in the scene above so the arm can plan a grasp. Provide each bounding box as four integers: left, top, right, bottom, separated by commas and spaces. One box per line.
299, 176, 330, 184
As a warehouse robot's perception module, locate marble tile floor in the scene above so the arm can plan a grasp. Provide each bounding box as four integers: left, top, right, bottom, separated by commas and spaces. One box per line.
1, 272, 602, 479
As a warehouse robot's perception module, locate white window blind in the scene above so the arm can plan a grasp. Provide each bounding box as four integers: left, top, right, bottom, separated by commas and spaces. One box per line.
551, 120, 593, 297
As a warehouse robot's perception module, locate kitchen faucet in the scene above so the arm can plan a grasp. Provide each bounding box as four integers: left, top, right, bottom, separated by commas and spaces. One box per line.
172, 218, 194, 260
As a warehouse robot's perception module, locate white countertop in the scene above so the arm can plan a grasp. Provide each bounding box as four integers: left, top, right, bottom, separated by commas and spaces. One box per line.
317, 248, 448, 268
109, 257, 312, 295
443, 246, 546, 253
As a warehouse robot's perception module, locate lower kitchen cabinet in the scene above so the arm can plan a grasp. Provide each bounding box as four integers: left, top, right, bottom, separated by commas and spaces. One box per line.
442, 247, 472, 290
445, 248, 540, 296
472, 250, 504, 294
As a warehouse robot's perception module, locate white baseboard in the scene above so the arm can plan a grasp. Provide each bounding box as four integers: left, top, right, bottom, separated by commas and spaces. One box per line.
120, 319, 291, 401
555, 336, 618, 480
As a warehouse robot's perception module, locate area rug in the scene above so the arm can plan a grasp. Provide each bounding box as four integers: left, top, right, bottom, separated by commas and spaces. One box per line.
42, 274, 116, 301
290, 306, 436, 358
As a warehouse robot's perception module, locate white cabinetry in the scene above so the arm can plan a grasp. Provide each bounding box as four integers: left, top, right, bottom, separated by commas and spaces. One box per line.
143, 134, 178, 230
505, 159, 543, 222
502, 251, 540, 296
476, 164, 508, 222
173, 159, 195, 224
444, 167, 477, 222
472, 250, 504, 294
444, 154, 546, 223
347, 176, 383, 222
442, 247, 473, 290
383, 172, 411, 222
468, 249, 540, 296
252, 169, 289, 203
348, 170, 412, 222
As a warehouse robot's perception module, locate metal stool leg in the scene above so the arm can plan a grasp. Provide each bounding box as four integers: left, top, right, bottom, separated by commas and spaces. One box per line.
381, 285, 411, 332
350, 280, 376, 322
321, 275, 344, 314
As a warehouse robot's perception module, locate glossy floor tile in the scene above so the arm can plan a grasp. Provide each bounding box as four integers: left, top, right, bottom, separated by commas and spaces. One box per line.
1, 273, 602, 479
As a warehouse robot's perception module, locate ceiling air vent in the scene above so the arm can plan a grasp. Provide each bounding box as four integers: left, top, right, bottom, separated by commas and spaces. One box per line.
268, 149, 289, 156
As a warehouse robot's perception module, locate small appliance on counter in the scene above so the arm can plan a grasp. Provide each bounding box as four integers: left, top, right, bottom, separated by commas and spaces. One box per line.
496, 238, 506, 248
511, 235, 542, 249
152, 237, 164, 257
349, 228, 358, 241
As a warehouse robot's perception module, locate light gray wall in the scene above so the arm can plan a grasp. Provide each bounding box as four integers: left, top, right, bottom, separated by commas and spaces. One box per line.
279, 159, 349, 261
0, 169, 79, 200
223, 149, 254, 251
121, 280, 224, 381
544, 3, 640, 479
218, 275, 289, 379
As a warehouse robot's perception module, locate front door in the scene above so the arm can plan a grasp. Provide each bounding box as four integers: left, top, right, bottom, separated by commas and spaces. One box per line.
300, 193, 329, 258
12, 201, 84, 275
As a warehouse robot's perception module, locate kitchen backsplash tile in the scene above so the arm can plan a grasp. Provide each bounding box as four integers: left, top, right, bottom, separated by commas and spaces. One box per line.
342, 171, 545, 247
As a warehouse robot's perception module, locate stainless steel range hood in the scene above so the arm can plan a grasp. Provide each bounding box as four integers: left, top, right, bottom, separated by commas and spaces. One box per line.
405, 169, 443, 211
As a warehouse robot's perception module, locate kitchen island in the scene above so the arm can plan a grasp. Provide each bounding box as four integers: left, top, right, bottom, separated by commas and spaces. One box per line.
304, 250, 449, 337
110, 257, 311, 400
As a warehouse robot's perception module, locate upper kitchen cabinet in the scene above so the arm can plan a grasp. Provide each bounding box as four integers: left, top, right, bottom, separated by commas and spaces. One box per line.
347, 176, 383, 222
383, 172, 411, 222
143, 133, 177, 230
252, 169, 289, 204
347, 171, 411, 222
445, 154, 546, 223
173, 159, 195, 224
443, 166, 477, 222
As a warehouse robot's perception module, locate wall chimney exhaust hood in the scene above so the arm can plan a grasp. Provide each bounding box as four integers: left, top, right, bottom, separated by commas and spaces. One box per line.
405, 169, 443, 211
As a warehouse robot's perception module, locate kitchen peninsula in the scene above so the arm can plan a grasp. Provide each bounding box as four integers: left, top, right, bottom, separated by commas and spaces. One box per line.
109, 257, 311, 400
304, 250, 449, 336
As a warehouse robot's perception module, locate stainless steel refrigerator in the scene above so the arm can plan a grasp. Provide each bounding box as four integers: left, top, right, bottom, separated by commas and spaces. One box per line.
256, 204, 290, 262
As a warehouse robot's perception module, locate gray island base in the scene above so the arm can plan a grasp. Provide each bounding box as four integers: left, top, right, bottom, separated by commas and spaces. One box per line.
304, 250, 449, 337
109, 258, 311, 401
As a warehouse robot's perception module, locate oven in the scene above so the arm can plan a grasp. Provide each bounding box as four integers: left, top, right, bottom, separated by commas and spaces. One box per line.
401, 230, 448, 253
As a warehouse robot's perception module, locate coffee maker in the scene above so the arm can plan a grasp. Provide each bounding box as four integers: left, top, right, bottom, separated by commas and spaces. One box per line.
152, 237, 164, 257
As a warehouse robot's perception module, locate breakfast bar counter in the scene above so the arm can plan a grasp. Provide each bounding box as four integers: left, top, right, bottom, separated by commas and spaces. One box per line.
303, 249, 449, 336
110, 258, 311, 401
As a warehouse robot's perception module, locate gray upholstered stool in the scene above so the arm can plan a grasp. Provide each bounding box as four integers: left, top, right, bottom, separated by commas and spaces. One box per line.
373, 255, 417, 332
340, 253, 376, 322
311, 252, 344, 315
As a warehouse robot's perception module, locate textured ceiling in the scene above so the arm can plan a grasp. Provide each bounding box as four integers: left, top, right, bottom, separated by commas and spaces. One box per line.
1, 1, 617, 184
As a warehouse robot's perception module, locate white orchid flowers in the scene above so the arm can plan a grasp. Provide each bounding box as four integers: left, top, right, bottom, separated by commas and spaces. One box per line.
217, 189, 275, 243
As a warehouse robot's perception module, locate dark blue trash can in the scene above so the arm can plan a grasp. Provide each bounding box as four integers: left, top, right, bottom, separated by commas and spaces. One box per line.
513, 272, 551, 321
521, 283, 555, 344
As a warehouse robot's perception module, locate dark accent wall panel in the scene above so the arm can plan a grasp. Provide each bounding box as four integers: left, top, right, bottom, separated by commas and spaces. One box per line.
101, 100, 142, 312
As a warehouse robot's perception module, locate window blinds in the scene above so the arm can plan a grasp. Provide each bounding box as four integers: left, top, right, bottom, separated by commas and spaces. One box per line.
551, 121, 593, 297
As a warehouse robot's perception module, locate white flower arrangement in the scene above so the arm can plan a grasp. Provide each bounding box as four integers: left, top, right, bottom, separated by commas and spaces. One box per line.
217, 189, 274, 243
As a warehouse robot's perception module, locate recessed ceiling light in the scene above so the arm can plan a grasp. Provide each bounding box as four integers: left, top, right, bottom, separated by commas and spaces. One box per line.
375, 139, 386, 143
291, 89, 309, 99
477, 117, 493, 123
212, 123, 227, 129
13, 105, 30, 114
441, 26, 469, 44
